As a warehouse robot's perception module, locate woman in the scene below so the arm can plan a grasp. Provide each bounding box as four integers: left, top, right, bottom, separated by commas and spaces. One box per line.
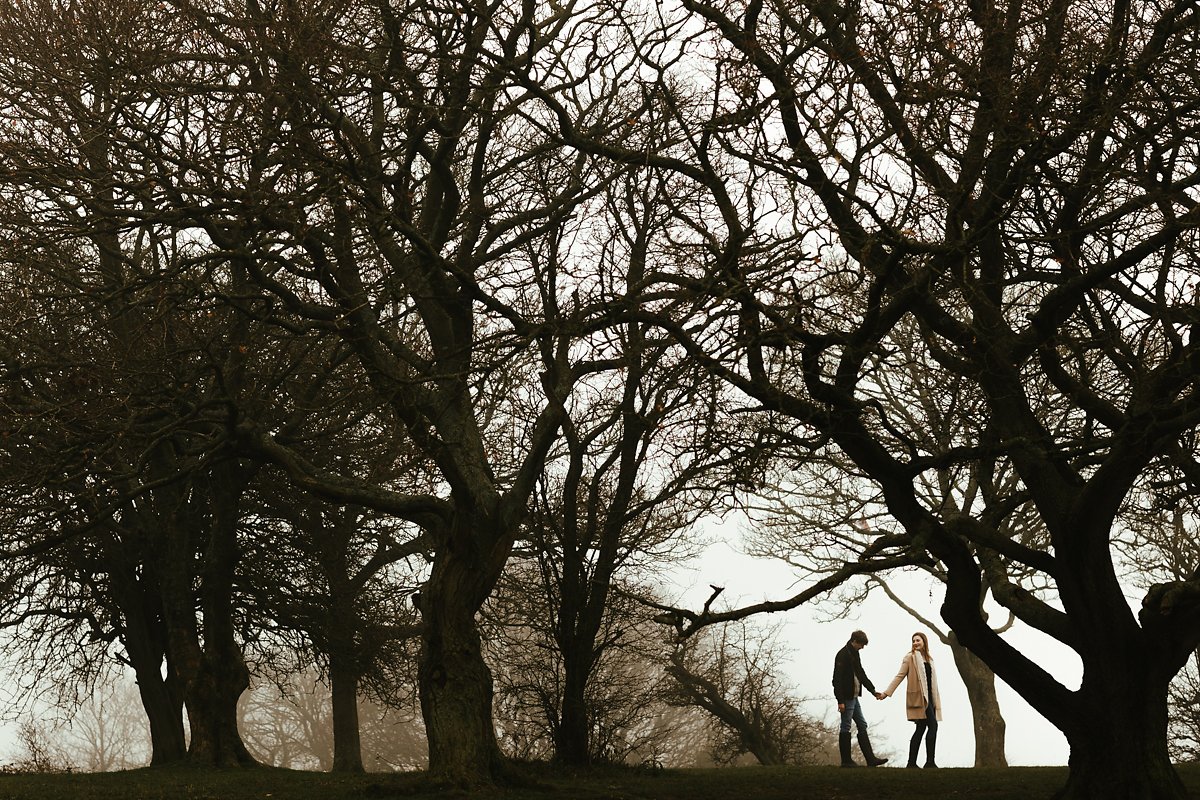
882, 632, 942, 768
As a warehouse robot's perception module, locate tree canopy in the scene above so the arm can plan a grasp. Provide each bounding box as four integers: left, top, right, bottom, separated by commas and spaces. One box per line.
1, 0, 1200, 796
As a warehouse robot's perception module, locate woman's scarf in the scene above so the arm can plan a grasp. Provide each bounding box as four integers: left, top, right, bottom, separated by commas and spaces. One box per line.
913, 649, 930, 705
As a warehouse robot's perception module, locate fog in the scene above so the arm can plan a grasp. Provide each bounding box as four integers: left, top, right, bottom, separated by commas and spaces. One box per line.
0, 520, 1083, 771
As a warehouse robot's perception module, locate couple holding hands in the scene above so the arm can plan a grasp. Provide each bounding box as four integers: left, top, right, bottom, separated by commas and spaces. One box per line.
832, 630, 942, 769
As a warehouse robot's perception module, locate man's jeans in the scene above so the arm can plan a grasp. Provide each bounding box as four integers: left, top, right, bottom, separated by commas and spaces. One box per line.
839, 696, 868, 734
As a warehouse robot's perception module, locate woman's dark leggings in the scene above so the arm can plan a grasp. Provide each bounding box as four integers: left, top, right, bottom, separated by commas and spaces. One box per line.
909, 702, 937, 765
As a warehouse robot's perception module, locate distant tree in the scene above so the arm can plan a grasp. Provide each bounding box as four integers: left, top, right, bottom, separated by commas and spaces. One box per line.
238, 668, 427, 772
4, 719, 73, 774
60, 678, 152, 772
665, 620, 833, 767
486, 568, 674, 764
239, 672, 333, 771
623, 703, 713, 769
241, 489, 426, 772
868, 576, 1012, 768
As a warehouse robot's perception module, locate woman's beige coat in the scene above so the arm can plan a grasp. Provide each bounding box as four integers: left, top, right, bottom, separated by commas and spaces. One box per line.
883, 651, 943, 721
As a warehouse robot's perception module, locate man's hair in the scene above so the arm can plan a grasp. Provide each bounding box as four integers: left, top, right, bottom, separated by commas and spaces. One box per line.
849, 630, 868, 645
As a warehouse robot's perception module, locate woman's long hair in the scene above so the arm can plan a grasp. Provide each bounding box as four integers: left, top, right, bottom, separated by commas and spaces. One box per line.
911, 632, 932, 661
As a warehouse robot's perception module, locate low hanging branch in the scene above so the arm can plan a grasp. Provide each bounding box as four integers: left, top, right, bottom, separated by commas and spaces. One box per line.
664, 649, 786, 766
638, 535, 931, 638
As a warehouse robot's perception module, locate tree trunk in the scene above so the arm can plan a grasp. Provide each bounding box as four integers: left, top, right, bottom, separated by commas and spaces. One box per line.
109, 560, 187, 764
157, 464, 258, 767
133, 661, 187, 765
418, 551, 507, 786
321, 536, 367, 773
1055, 669, 1184, 800
184, 464, 258, 767
329, 654, 365, 773
947, 632, 1007, 767
939, 544, 1195, 800
555, 650, 593, 765
183, 653, 256, 766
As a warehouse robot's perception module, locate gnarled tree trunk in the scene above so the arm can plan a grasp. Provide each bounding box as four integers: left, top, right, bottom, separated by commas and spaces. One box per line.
939, 542, 1189, 800
158, 461, 258, 767
1054, 666, 1182, 800
418, 540, 508, 786
182, 650, 256, 766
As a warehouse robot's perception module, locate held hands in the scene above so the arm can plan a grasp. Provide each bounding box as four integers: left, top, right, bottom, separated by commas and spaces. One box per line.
874, 692, 886, 700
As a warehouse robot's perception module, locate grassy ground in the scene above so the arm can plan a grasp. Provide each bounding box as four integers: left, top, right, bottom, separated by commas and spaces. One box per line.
1, 763, 1199, 800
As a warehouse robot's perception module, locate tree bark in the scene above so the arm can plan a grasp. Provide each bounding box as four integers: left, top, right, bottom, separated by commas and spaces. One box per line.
329, 652, 366, 773
418, 547, 508, 786
182, 652, 256, 766
127, 638, 187, 765
1054, 668, 1183, 800
947, 633, 1007, 767
555, 647, 594, 765
138, 676, 187, 766
108, 556, 188, 764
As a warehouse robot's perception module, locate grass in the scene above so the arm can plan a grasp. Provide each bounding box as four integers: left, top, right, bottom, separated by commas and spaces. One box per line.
1, 763, 1199, 800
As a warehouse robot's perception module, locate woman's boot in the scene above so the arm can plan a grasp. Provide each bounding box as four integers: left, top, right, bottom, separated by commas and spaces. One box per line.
924, 724, 939, 768
907, 727, 922, 768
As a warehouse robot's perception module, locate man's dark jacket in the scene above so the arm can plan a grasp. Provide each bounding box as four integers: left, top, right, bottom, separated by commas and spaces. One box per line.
832, 641, 877, 704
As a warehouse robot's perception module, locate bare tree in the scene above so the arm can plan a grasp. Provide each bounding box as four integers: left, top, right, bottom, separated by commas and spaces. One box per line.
239, 668, 428, 772
542, 0, 1200, 795
488, 168, 757, 766
116, 0, 668, 783
486, 567, 676, 765
665, 620, 833, 767
61, 679, 153, 772
3, 720, 74, 774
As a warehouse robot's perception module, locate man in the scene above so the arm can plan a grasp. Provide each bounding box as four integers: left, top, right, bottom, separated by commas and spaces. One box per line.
832, 630, 888, 767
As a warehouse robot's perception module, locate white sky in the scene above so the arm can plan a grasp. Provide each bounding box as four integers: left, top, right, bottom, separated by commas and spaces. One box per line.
670, 527, 1079, 767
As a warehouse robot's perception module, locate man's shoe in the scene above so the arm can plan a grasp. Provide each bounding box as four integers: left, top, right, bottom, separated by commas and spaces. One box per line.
858, 732, 888, 767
